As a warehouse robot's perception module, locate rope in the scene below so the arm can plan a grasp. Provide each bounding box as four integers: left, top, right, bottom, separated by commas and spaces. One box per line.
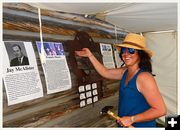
38, 8, 46, 64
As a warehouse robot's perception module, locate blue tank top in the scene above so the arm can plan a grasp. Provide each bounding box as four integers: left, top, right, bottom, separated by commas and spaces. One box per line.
118, 69, 156, 127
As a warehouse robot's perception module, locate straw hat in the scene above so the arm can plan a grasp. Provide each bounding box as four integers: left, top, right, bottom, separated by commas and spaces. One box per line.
115, 33, 153, 57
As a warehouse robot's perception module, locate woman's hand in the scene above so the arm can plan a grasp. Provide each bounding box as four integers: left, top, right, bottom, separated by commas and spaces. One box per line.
75, 48, 93, 58
117, 116, 134, 127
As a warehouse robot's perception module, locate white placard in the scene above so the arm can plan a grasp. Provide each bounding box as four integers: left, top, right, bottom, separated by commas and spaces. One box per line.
36, 42, 72, 94
114, 49, 124, 68
100, 43, 115, 68
3, 41, 43, 106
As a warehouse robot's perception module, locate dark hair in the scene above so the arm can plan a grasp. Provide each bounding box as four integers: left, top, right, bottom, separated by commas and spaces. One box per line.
119, 50, 155, 76
12, 44, 21, 50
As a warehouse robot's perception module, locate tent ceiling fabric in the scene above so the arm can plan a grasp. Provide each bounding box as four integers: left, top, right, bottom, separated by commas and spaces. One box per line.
29, 3, 177, 33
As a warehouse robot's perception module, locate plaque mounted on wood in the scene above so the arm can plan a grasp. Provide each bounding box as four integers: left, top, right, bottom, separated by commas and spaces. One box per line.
65, 31, 103, 85
65, 31, 104, 103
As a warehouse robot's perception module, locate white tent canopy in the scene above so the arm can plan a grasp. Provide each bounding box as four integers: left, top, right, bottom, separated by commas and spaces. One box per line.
29, 3, 177, 33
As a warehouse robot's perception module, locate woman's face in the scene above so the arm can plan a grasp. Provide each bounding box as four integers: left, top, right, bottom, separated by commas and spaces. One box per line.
121, 48, 140, 67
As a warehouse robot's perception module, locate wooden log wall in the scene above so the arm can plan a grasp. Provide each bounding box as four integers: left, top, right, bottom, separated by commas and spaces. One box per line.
3, 3, 128, 127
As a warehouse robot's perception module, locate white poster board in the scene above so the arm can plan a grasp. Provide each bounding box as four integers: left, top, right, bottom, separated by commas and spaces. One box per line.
114, 48, 124, 68
36, 41, 72, 94
100, 43, 115, 68
2, 41, 43, 106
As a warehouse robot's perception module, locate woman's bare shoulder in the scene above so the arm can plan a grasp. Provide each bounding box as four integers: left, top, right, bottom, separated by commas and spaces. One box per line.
137, 71, 157, 92
138, 71, 154, 80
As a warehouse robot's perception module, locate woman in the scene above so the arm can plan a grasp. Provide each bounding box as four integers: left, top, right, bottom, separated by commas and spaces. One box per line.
75, 33, 166, 127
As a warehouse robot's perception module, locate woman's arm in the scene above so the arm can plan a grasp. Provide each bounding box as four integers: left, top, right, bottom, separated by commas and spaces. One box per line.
134, 72, 167, 122
75, 48, 125, 80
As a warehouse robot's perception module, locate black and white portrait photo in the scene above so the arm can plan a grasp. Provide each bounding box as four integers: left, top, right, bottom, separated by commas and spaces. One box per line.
4, 42, 29, 67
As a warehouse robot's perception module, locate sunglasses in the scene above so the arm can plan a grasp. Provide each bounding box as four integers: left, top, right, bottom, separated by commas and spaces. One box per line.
120, 47, 136, 54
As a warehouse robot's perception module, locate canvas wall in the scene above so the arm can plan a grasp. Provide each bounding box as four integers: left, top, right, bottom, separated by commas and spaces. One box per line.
144, 31, 177, 122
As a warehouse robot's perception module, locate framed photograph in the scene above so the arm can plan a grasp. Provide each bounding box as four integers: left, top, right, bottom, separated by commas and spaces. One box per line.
92, 83, 97, 89
80, 93, 86, 99
78, 85, 85, 92
86, 91, 92, 98
80, 100, 86, 107
92, 89, 98, 95
85, 84, 91, 91
93, 96, 98, 102
86, 98, 92, 104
